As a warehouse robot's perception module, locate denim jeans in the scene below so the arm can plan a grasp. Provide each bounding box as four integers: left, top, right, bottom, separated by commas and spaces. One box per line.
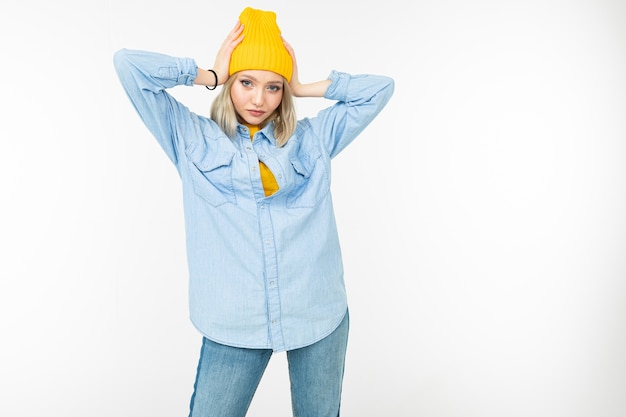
188, 310, 349, 417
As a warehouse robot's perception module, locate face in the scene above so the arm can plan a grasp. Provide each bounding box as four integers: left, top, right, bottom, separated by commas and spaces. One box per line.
230, 70, 284, 126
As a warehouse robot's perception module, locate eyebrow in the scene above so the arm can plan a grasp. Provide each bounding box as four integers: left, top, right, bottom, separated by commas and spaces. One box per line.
239, 73, 283, 85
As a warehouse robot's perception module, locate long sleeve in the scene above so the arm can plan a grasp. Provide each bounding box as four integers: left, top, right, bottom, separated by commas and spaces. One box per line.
113, 48, 199, 165
313, 70, 395, 158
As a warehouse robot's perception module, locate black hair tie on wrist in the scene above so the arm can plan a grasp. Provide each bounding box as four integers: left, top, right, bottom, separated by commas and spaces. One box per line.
205, 69, 218, 90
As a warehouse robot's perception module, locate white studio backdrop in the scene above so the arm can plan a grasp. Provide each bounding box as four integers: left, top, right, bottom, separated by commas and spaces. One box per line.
1, 0, 625, 416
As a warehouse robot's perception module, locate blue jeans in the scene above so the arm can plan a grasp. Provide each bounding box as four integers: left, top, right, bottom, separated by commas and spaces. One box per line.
188, 310, 349, 417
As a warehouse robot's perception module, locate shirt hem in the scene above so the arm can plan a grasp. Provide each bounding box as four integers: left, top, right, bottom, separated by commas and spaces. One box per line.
189, 307, 348, 352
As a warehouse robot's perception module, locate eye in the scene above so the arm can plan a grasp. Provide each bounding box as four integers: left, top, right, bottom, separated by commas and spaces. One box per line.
240, 79, 252, 87
267, 85, 282, 92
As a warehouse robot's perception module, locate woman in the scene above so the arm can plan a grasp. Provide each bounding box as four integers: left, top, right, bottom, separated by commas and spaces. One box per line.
114, 7, 394, 417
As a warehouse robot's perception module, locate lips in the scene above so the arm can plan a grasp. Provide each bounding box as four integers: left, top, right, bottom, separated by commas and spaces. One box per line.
248, 110, 265, 117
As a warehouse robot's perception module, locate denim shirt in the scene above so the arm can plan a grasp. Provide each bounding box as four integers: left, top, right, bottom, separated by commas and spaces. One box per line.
114, 49, 394, 352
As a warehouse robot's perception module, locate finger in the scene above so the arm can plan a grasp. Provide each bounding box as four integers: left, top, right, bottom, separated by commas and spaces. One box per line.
230, 20, 243, 34
231, 21, 244, 39
281, 38, 294, 55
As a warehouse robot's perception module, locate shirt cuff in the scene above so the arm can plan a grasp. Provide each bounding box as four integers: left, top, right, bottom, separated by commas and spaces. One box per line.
324, 70, 349, 102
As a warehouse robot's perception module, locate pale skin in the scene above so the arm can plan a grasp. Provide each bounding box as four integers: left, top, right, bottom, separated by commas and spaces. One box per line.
194, 21, 331, 125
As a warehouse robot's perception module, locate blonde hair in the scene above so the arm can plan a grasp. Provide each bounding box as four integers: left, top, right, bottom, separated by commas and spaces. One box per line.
210, 73, 297, 147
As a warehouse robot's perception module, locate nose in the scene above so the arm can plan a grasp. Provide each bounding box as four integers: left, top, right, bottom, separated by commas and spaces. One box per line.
251, 88, 264, 107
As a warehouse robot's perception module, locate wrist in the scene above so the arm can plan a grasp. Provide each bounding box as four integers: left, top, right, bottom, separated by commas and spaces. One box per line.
205, 69, 218, 90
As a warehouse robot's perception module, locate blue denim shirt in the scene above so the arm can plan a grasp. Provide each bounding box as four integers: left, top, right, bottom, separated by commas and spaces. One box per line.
114, 49, 394, 351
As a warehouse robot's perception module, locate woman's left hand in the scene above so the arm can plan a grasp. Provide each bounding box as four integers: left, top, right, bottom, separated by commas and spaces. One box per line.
282, 38, 302, 94
282, 37, 331, 98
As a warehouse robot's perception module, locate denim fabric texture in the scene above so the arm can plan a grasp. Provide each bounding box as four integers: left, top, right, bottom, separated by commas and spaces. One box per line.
114, 49, 394, 351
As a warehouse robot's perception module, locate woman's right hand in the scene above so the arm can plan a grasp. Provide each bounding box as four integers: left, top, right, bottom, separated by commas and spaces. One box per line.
212, 20, 245, 85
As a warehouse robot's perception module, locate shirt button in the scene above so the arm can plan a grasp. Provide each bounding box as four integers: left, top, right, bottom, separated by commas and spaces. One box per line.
246, 146, 252, 150
251, 166, 257, 171
269, 280, 275, 286
277, 174, 282, 179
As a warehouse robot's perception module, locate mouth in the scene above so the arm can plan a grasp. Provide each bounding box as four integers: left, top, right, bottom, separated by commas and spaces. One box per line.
247, 110, 265, 117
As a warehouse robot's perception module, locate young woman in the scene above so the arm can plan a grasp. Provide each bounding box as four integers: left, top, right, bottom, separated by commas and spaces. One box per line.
114, 7, 394, 417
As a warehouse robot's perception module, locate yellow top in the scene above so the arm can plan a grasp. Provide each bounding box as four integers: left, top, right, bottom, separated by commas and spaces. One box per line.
247, 124, 279, 196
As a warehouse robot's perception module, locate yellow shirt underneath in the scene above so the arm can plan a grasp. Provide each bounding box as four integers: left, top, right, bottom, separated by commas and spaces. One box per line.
246, 124, 279, 197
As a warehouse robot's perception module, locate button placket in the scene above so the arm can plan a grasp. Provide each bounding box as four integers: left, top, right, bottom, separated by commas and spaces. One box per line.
256, 199, 284, 349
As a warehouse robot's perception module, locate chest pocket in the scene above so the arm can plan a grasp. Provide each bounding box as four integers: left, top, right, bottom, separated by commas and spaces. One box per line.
287, 147, 330, 208
185, 144, 236, 207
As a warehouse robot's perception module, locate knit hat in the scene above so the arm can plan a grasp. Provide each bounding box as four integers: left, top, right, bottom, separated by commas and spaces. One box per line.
229, 7, 293, 82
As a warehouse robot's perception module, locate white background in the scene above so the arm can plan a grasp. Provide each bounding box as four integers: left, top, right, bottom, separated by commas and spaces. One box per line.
1, 0, 625, 416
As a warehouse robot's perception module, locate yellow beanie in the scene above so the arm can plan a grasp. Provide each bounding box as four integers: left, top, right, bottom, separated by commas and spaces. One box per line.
229, 7, 293, 82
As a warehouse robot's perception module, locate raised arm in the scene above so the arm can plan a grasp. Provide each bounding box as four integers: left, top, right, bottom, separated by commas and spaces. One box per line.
281, 38, 394, 158
113, 48, 201, 164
